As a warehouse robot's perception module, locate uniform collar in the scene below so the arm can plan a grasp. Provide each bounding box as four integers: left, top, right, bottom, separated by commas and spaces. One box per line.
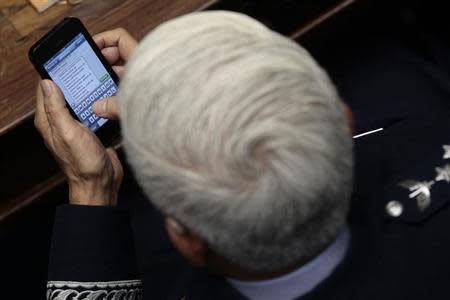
227, 225, 350, 300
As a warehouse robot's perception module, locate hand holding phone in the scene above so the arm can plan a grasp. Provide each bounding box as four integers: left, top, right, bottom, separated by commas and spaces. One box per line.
92, 28, 138, 120
29, 18, 129, 205
29, 17, 121, 144
35, 79, 123, 206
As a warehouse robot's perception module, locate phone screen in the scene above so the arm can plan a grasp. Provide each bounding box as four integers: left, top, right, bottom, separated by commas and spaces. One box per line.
43, 33, 118, 132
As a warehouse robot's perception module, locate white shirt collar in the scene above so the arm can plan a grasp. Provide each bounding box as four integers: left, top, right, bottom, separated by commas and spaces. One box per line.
227, 225, 350, 300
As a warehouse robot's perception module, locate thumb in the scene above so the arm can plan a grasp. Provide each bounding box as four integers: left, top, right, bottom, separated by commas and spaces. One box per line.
93, 97, 119, 120
41, 80, 77, 132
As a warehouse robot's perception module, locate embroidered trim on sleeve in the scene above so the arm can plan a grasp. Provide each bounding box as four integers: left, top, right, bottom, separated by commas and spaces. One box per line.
47, 279, 142, 300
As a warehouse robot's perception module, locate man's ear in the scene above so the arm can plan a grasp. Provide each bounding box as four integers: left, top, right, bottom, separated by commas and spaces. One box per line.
165, 218, 209, 267
341, 102, 354, 135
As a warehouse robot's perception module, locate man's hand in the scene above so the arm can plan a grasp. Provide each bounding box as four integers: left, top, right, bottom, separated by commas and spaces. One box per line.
92, 28, 138, 120
34, 80, 123, 206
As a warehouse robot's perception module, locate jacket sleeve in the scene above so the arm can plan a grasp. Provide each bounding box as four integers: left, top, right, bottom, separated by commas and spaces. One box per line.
46, 204, 143, 300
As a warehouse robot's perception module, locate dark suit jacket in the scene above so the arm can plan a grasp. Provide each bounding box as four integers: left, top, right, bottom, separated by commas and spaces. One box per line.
46, 38, 450, 299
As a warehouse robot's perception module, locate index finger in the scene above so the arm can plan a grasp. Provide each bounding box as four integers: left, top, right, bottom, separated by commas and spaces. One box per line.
93, 28, 137, 61
92, 96, 120, 120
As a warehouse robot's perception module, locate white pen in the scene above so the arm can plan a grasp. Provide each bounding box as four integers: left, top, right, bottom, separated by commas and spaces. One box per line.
353, 128, 383, 139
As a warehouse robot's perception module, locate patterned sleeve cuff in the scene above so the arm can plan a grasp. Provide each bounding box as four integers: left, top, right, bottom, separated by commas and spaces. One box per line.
47, 279, 143, 300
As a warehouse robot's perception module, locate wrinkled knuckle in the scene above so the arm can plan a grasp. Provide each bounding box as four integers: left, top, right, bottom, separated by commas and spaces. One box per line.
45, 104, 58, 119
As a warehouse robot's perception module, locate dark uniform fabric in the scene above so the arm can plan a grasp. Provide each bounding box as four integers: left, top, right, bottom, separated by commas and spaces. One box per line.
46, 39, 450, 300
46, 206, 143, 299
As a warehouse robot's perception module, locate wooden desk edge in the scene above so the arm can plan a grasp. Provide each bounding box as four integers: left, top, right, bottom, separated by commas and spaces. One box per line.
290, 0, 356, 40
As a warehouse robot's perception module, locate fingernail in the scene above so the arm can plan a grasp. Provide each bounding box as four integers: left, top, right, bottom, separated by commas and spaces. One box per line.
93, 100, 106, 115
40, 80, 52, 98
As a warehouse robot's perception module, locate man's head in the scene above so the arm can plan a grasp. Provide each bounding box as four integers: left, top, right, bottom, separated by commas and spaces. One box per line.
118, 11, 353, 276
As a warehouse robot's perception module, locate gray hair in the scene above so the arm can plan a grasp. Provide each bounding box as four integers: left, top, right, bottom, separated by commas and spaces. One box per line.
118, 11, 353, 273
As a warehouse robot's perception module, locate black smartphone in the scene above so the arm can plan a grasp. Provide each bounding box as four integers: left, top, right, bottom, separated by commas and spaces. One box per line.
29, 17, 119, 145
